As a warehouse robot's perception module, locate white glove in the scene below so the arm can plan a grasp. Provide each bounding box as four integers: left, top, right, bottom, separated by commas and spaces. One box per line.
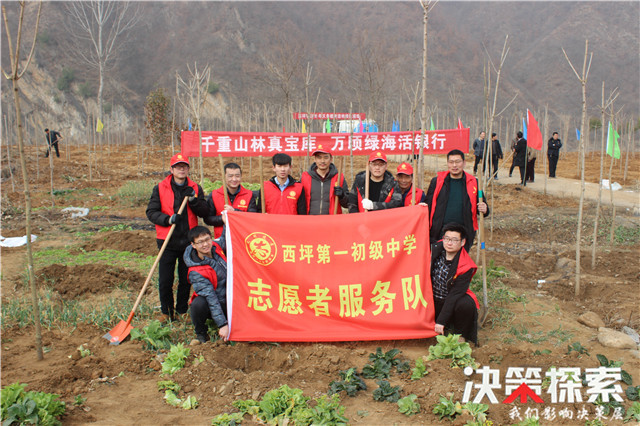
361, 198, 374, 211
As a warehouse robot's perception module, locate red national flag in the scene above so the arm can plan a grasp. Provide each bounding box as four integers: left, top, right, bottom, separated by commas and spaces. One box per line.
225, 206, 435, 342
526, 110, 543, 150
458, 118, 463, 129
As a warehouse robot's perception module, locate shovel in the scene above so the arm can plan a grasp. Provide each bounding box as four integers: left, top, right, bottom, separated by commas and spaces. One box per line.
103, 196, 189, 345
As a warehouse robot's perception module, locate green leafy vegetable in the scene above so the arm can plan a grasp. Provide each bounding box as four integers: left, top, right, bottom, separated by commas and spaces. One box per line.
162, 343, 190, 375
328, 367, 367, 396
131, 320, 173, 350
157, 380, 181, 393
411, 358, 429, 380
626, 385, 639, 401
397, 394, 420, 415
372, 380, 401, 403
362, 347, 404, 379
164, 390, 182, 407
566, 342, 589, 356
432, 394, 462, 420
1, 382, 66, 426
307, 394, 348, 425
427, 334, 478, 368
625, 401, 640, 422
182, 396, 198, 410
211, 412, 244, 425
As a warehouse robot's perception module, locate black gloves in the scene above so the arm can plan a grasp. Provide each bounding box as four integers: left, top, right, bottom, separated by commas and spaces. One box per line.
334, 186, 345, 199
183, 187, 195, 197
168, 214, 183, 225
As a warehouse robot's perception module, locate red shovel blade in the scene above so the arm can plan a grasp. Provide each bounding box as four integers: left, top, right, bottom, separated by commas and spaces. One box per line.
103, 320, 133, 345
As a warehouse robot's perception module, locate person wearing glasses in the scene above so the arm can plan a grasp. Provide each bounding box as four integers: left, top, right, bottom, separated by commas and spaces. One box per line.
430, 222, 479, 345
184, 225, 229, 344
425, 149, 489, 252
348, 151, 402, 212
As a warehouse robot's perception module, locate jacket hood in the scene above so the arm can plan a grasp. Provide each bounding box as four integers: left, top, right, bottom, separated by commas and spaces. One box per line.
184, 244, 210, 268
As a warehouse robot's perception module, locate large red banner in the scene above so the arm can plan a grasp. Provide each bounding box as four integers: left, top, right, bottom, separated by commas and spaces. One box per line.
180, 128, 470, 158
292, 112, 366, 120
225, 206, 436, 342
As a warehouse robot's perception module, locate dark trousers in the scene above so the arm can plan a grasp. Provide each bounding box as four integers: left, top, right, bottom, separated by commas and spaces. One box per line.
548, 154, 559, 177
46, 143, 60, 158
491, 157, 500, 178
509, 157, 516, 176
190, 295, 227, 337
526, 158, 536, 182
434, 295, 478, 344
473, 155, 486, 174
518, 165, 526, 185
157, 241, 190, 317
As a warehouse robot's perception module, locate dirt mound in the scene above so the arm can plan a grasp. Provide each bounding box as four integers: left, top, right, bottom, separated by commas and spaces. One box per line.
38, 264, 148, 299
82, 230, 158, 256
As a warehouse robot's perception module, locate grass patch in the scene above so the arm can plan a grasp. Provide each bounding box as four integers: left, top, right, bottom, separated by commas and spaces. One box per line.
504, 325, 573, 346
33, 248, 154, 274
116, 180, 156, 207
470, 260, 523, 328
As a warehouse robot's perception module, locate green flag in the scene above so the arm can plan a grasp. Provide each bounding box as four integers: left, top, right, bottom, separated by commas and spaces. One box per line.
606, 121, 620, 159
429, 118, 435, 131
325, 118, 331, 133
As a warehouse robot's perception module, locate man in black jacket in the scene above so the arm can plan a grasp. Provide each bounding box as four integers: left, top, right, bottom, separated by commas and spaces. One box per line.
348, 151, 402, 212
490, 133, 503, 179
513, 131, 528, 185
426, 149, 489, 252
547, 132, 563, 178
146, 153, 209, 322
430, 223, 479, 344
44, 128, 63, 158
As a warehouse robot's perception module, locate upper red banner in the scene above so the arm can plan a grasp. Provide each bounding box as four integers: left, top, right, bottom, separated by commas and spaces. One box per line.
181, 128, 470, 157
292, 112, 365, 120
225, 206, 435, 342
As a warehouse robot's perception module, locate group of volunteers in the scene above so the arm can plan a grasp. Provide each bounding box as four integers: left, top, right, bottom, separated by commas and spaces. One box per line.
146, 146, 491, 345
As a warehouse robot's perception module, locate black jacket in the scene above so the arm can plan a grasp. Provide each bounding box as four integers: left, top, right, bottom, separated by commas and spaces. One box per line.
146, 175, 209, 250
425, 172, 489, 252
548, 137, 563, 157
513, 138, 527, 166
348, 170, 402, 213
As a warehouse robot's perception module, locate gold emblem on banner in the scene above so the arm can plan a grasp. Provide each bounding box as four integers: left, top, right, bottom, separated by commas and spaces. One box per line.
245, 232, 277, 266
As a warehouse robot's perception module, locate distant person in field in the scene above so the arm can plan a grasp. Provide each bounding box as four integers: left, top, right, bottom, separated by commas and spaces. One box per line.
146, 153, 209, 323
300, 145, 349, 215
547, 132, 563, 178
513, 131, 528, 185
425, 149, 489, 252
430, 222, 480, 345
509, 136, 518, 177
395, 162, 426, 206
490, 133, 503, 180
184, 225, 229, 344
526, 146, 537, 183
259, 153, 306, 214
348, 151, 402, 212
204, 162, 257, 238
44, 128, 63, 158
472, 131, 486, 174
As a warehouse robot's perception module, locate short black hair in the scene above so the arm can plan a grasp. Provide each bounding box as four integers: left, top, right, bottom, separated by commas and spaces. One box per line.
552, 131, 559, 136
272, 153, 292, 166
44, 128, 49, 132
517, 131, 523, 138
188, 226, 211, 243
224, 162, 242, 173
441, 222, 467, 241
447, 149, 465, 162
492, 132, 497, 137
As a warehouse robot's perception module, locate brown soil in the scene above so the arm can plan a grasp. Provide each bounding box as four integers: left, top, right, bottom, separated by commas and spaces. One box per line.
1, 145, 639, 425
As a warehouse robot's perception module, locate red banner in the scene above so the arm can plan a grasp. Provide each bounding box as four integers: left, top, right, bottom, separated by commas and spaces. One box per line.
180, 128, 470, 157
292, 112, 365, 120
225, 206, 435, 342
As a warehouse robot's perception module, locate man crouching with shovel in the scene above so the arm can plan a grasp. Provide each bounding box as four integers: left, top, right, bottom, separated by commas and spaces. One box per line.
184, 225, 229, 344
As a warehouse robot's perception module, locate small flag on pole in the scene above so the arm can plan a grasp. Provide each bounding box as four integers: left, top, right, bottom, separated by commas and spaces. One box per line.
96, 118, 104, 133
458, 118, 463, 129
325, 118, 331, 133
606, 121, 621, 159
301, 121, 307, 133
430, 118, 435, 131
522, 117, 527, 139
188, 119, 192, 131
576, 128, 581, 141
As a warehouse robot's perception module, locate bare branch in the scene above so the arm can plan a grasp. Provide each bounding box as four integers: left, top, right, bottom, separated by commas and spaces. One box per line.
17, 1, 42, 80
561, 47, 582, 81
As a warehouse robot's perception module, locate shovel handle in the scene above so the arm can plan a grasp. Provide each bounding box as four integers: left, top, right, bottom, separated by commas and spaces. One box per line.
124, 196, 190, 326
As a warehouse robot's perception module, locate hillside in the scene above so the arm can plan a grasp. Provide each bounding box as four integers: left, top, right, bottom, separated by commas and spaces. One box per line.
1, 1, 638, 138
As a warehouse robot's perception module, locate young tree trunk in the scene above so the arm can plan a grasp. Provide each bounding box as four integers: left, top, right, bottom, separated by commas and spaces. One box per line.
2, 1, 44, 360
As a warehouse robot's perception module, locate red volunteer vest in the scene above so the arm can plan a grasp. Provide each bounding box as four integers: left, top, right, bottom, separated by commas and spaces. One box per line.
155, 175, 199, 239
429, 171, 479, 231
403, 186, 425, 206
453, 246, 480, 309
188, 242, 227, 304
263, 180, 304, 214
300, 172, 344, 215
211, 185, 253, 238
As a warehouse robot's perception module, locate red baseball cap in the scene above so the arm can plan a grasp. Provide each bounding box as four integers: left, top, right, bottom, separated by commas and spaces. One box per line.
170, 153, 190, 167
311, 144, 332, 156
368, 151, 387, 163
397, 162, 413, 175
